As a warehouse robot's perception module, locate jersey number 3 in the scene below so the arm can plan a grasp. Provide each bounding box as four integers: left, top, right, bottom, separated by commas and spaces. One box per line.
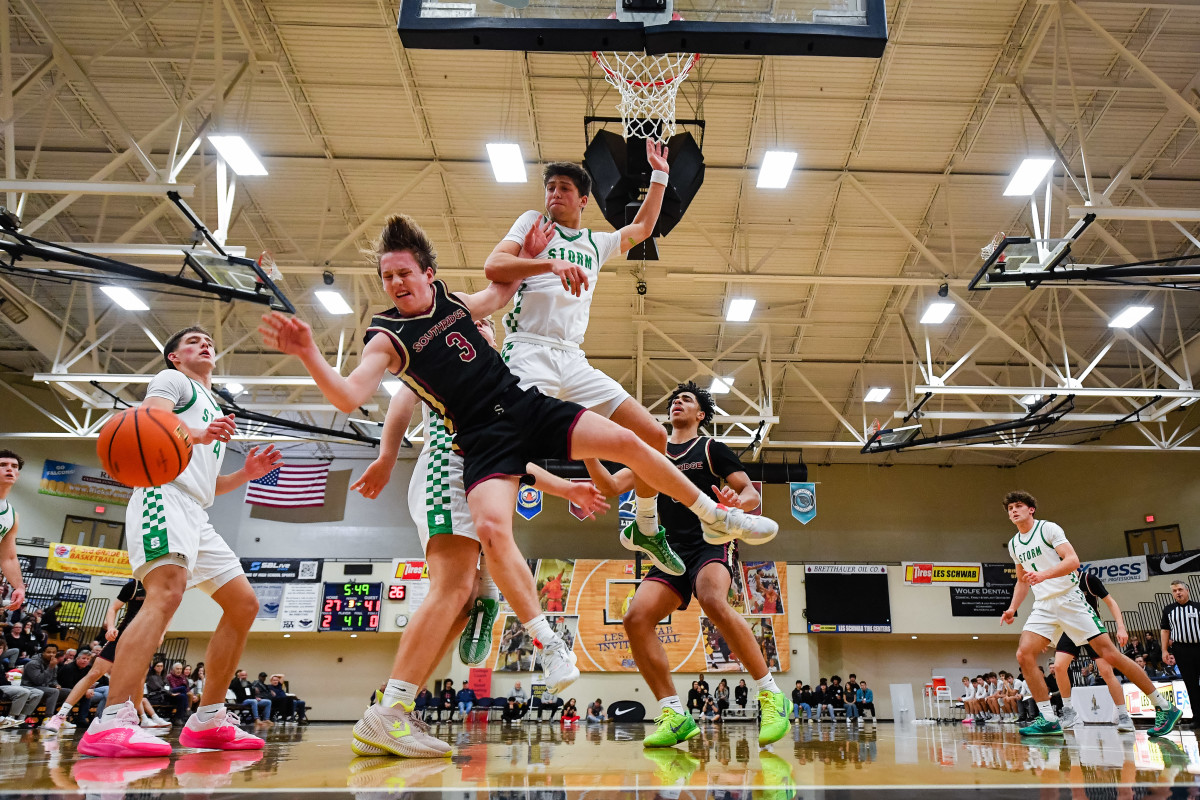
445, 332, 476, 362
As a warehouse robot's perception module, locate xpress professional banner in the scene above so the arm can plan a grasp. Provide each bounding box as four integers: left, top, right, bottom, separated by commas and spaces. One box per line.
1079, 555, 1148, 583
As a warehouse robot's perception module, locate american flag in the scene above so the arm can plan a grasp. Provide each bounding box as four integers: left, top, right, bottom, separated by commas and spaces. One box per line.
245, 463, 330, 508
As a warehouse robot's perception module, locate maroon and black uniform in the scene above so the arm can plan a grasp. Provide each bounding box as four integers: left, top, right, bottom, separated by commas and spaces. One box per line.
364, 280, 585, 491
645, 436, 745, 609
97, 579, 145, 663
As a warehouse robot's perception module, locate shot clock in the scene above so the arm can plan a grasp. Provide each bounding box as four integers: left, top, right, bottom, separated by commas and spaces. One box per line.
319, 582, 383, 632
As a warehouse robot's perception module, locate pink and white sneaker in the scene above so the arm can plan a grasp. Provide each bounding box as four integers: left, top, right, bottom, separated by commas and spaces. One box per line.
179, 708, 265, 751
77, 701, 172, 758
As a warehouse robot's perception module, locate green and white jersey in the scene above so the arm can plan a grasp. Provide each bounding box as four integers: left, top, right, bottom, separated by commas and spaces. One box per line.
0, 498, 15, 540
501, 210, 620, 345
144, 369, 226, 508
418, 402, 460, 538
1007, 519, 1077, 601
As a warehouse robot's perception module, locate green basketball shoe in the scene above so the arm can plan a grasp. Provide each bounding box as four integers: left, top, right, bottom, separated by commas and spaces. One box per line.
458, 596, 500, 665
1149, 704, 1184, 737
1019, 715, 1064, 737
620, 522, 685, 576
758, 690, 792, 746
643, 708, 701, 748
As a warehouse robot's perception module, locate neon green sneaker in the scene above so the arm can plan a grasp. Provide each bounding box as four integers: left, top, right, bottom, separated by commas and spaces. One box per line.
758, 690, 792, 746
1149, 704, 1184, 737
643, 746, 701, 784
643, 708, 701, 748
1019, 715, 1063, 737
755, 751, 796, 800
620, 522, 685, 576
458, 596, 500, 665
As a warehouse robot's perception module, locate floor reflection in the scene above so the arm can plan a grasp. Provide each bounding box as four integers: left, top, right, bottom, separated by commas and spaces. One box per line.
0, 718, 1198, 797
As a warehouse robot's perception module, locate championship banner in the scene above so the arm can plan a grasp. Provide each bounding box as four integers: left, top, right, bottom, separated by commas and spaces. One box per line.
1079, 555, 1148, 584
39, 459, 132, 506
46, 543, 131, 578
239, 558, 322, 583
617, 490, 635, 531
488, 559, 789, 673
789, 482, 816, 525
903, 562, 982, 586
516, 485, 543, 520
1147, 549, 1200, 576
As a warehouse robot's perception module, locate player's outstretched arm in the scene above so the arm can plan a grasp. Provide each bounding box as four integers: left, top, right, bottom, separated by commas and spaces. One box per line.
582, 458, 633, 497
454, 279, 521, 321
1002, 564, 1030, 625
142, 395, 235, 446
260, 312, 395, 413
714, 471, 760, 511
216, 445, 284, 496
0, 515, 25, 610
484, 216, 556, 282
102, 597, 125, 641
617, 140, 669, 254
1102, 595, 1128, 647
351, 385, 419, 500
526, 465, 610, 520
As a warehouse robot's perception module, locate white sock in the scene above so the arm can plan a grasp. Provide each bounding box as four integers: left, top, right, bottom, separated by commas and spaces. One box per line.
1061, 697, 1073, 709
1115, 704, 1127, 715
196, 703, 223, 724
102, 703, 125, 722
1149, 690, 1170, 710
1036, 701, 1057, 721
477, 558, 500, 601
383, 679, 418, 708
660, 696, 685, 715
754, 673, 780, 694
688, 494, 719, 524
57, 703, 72, 716
635, 495, 659, 532
524, 614, 561, 649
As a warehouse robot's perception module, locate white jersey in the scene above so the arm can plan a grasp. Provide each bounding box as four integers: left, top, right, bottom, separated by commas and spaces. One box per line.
501, 210, 620, 345
0, 498, 15, 540
144, 370, 226, 508
1007, 519, 1078, 601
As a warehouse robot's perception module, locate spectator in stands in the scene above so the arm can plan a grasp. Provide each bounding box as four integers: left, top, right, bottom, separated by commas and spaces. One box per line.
1144, 632, 1162, 670
182, 665, 198, 710
798, 685, 815, 723
715, 678, 730, 715
456, 684, 476, 719
586, 698, 607, 723
167, 662, 193, 720
147, 660, 188, 724
4, 621, 35, 666
841, 679, 860, 723
687, 680, 703, 715
0, 662, 39, 728
734, 679, 748, 711
501, 697, 522, 723
40, 602, 64, 640
791, 680, 808, 722
252, 671, 272, 701
264, 674, 300, 721
230, 668, 272, 726
536, 688, 562, 722
23, 609, 45, 647
56, 648, 76, 668
22, 643, 61, 728
846, 674, 859, 698
437, 679, 455, 722
696, 674, 709, 694
415, 686, 434, 720
561, 698, 579, 725
701, 695, 719, 723
508, 681, 529, 719
56, 650, 96, 723
856, 680, 875, 720
1127, 655, 1149, 681
1155, 653, 1182, 681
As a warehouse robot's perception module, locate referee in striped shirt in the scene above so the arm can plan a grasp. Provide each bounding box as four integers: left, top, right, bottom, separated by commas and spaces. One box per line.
1160, 580, 1200, 727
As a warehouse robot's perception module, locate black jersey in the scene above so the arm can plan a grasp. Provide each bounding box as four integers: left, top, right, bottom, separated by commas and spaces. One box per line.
116, 579, 146, 633
1079, 572, 1109, 613
364, 280, 521, 434
659, 436, 745, 544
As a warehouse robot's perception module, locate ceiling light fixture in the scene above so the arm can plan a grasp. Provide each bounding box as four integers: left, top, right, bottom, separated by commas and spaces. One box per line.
710, 377, 734, 395
100, 286, 149, 311
864, 387, 890, 403
207, 135, 268, 176
756, 150, 798, 189
726, 298, 756, 322
224, 382, 245, 396
486, 143, 527, 183
1108, 305, 1153, 329
315, 290, 353, 315
1003, 158, 1055, 196
920, 301, 954, 324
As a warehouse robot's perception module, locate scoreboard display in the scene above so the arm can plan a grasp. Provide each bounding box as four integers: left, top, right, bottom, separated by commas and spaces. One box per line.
319, 582, 382, 632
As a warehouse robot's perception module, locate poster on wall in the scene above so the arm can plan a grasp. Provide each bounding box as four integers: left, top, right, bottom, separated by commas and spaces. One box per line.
535, 559, 575, 613
240, 558, 322, 583
486, 559, 789, 673
46, 543, 131, 578
902, 562, 982, 586
253, 583, 283, 619
280, 583, 320, 632
39, 459, 132, 505
950, 586, 1014, 617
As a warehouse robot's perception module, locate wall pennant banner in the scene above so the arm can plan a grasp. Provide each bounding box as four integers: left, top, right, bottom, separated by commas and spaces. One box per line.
516, 485, 543, 520
617, 490, 635, 532
789, 482, 816, 524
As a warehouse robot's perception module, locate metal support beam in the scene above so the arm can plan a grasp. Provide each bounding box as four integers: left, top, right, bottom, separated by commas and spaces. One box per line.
1068, 205, 1200, 222
0, 180, 194, 197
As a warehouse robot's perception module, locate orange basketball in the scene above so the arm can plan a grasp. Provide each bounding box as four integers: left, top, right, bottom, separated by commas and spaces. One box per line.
97, 406, 193, 488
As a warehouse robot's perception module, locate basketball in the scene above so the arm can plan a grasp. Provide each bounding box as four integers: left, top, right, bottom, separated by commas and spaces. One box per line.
96, 406, 193, 488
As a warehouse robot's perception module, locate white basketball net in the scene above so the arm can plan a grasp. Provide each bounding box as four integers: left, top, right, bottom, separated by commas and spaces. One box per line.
592, 51, 699, 141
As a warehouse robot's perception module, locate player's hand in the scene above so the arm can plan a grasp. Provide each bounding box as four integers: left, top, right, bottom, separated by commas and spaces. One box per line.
564, 481, 610, 519
713, 485, 745, 509
242, 445, 283, 480
522, 217, 554, 258
105, 628, 118, 642
550, 260, 588, 296
646, 139, 670, 173
351, 459, 394, 500
1000, 608, 1015, 626
192, 414, 236, 446
1022, 571, 1044, 586
259, 312, 316, 357
1117, 628, 1129, 648
6, 586, 24, 611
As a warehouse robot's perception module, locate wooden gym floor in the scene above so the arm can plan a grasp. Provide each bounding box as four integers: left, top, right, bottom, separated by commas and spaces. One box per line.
1, 719, 1198, 798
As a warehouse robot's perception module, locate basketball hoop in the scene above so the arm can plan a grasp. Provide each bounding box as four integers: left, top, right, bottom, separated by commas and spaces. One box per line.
981, 232, 1007, 264
256, 250, 283, 283
593, 23, 699, 142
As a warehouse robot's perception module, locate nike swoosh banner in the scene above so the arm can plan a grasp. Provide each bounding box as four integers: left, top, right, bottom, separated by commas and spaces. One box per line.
1148, 549, 1200, 576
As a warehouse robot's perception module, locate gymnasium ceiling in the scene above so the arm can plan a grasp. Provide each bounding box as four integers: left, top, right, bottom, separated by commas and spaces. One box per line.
1, 0, 1199, 466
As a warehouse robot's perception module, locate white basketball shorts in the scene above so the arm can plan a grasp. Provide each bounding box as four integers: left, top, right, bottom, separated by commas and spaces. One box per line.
407, 446, 478, 551
126, 483, 242, 594
501, 340, 629, 418
1023, 587, 1107, 646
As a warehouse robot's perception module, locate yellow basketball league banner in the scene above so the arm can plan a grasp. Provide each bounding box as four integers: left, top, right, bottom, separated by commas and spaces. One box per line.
47, 543, 132, 578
